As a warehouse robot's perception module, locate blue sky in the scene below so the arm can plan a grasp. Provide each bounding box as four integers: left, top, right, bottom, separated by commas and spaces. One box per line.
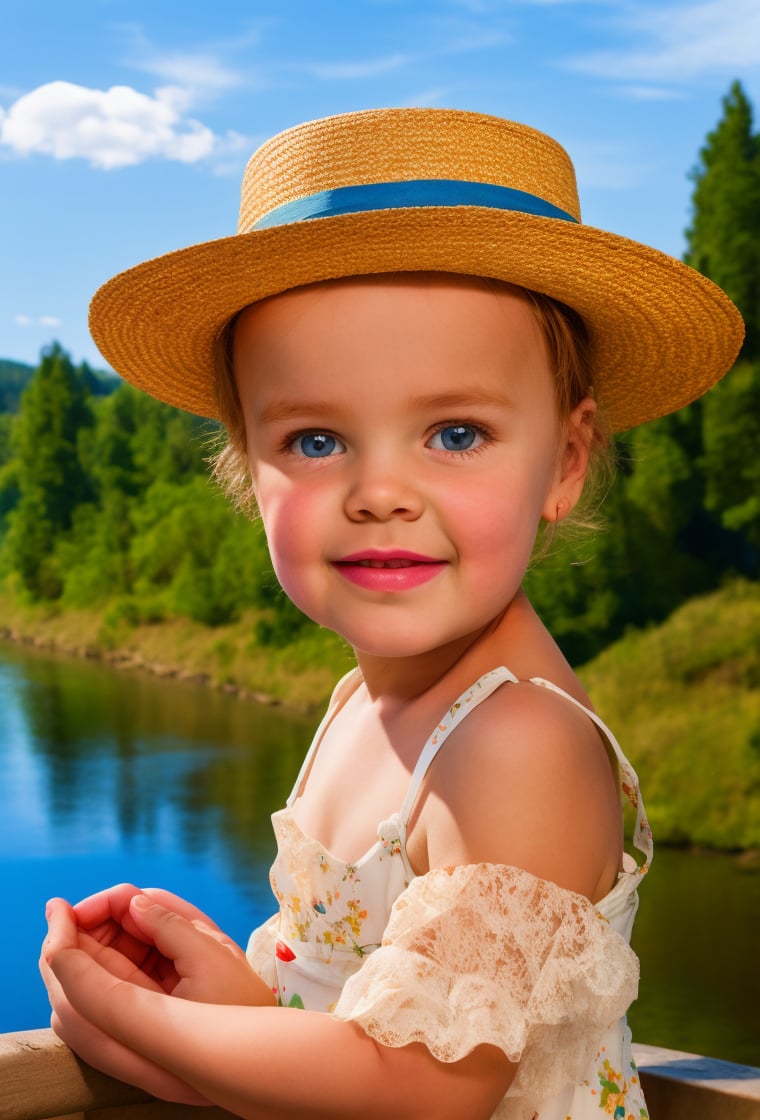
2, 0, 759, 371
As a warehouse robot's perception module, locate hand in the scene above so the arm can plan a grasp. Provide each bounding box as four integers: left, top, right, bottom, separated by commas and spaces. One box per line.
40, 898, 211, 1104
69, 883, 270, 1005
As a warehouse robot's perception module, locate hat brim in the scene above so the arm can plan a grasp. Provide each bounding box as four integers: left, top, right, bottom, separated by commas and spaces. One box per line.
89, 205, 743, 432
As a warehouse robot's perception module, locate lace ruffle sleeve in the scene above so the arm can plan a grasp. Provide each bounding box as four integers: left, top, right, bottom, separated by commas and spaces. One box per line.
246, 912, 279, 994
331, 863, 639, 1108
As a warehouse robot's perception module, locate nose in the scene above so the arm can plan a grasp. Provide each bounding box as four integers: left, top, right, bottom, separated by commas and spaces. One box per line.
343, 457, 424, 523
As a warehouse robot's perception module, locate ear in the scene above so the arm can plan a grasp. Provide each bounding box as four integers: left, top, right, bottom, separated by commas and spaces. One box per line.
541, 397, 597, 523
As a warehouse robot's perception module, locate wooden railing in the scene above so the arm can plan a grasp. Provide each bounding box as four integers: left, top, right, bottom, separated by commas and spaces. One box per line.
630, 1043, 760, 1120
1, 1030, 759, 1119
0, 1030, 236, 1120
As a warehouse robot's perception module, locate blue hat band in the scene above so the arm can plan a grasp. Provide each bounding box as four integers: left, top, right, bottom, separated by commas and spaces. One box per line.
250, 178, 578, 231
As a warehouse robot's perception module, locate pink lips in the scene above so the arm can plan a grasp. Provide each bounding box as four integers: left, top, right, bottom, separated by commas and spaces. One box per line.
333, 550, 447, 591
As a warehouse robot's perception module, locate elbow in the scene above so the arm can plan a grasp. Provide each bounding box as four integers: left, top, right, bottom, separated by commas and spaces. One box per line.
368, 1038, 514, 1120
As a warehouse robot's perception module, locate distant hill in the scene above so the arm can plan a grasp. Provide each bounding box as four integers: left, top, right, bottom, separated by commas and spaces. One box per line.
0, 360, 34, 412
0, 356, 119, 412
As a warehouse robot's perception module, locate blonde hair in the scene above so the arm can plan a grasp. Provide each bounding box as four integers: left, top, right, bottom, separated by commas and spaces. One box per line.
210, 278, 612, 529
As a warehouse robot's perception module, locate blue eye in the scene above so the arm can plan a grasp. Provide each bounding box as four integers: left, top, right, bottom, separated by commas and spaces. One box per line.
291, 432, 345, 458
429, 424, 482, 453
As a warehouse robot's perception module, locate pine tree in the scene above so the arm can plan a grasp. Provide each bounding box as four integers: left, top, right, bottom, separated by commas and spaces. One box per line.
12, 342, 94, 530
3, 343, 94, 596
685, 80, 760, 359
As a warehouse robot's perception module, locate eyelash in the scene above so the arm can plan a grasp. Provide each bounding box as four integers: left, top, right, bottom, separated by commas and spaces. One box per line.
280, 421, 495, 459
282, 430, 345, 459
426, 421, 494, 458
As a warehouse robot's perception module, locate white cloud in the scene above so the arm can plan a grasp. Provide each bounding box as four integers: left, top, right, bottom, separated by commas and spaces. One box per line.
0, 80, 243, 170
619, 84, 688, 101
0, 83, 24, 101
120, 20, 262, 98
570, 0, 760, 82
15, 313, 62, 328
310, 53, 411, 80
402, 87, 452, 107
133, 51, 244, 99
306, 21, 509, 83
568, 139, 654, 191
437, 27, 512, 52
443, 0, 492, 11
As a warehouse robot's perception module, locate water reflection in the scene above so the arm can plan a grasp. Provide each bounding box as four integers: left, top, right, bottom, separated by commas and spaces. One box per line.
1, 640, 758, 1068
4, 640, 314, 876
0, 640, 317, 1031
629, 845, 760, 1067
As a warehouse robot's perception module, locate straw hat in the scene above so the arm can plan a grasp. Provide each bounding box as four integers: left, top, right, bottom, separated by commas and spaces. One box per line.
89, 108, 743, 432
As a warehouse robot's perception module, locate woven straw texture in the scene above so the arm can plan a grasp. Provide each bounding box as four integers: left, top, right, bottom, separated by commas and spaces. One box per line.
89, 108, 744, 431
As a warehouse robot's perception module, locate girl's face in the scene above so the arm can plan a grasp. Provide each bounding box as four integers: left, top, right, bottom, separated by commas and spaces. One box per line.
234, 275, 590, 660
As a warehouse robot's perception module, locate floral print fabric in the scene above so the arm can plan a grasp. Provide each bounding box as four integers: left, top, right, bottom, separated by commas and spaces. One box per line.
261, 807, 414, 1013
246, 667, 652, 1118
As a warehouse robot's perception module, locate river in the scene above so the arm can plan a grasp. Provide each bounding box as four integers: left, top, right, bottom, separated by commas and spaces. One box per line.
1, 639, 757, 1067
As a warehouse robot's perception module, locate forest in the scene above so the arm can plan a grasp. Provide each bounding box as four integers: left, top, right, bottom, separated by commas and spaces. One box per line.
0, 81, 758, 668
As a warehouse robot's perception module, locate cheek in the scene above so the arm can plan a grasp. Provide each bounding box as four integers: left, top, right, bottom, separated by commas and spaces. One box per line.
254, 471, 327, 598
466, 507, 537, 580
448, 470, 547, 562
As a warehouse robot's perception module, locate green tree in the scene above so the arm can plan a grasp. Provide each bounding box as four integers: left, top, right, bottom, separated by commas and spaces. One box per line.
2, 344, 95, 596
11, 343, 94, 530
0, 415, 19, 522
686, 80, 760, 359
699, 360, 760, 566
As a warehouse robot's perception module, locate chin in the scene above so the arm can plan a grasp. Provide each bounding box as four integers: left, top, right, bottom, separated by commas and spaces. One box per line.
348, 624, 481, 662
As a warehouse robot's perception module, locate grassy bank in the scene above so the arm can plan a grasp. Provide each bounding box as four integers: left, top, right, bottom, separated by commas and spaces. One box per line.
0, 586, 353, 712
579, 578, 760, 851
1, 578, 758, 849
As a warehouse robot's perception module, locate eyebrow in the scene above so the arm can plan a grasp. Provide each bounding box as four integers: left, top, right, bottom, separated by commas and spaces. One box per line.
256, 389, 514, 426
407, 389, 515, 413
255, 399, 340, 425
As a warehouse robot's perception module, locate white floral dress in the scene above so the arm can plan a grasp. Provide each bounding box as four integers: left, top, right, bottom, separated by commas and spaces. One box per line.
248, 667, 653, 1119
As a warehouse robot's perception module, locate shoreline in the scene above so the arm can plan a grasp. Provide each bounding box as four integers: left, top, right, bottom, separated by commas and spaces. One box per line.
0, 623, 286, 708
2, 623, 758, 863
0, 593, 350, 713
2, 581, 758, 855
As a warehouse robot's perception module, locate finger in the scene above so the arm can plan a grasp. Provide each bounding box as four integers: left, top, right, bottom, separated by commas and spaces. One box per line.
49, 942, 178, 1059
43, 898, 79, 960
142, 887, 223, 930
43, 922, 173, 1003
47, 945, 215, 1105
39, 938, 68, 1007
128, 897, 236, 975
73, 883, 146, 938
77, 930, 170, 993
49, 944, 122, 1002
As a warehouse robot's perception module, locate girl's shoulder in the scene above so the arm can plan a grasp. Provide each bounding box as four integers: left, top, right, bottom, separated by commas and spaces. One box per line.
433, 674, 611, 808
418, 676, 623, 902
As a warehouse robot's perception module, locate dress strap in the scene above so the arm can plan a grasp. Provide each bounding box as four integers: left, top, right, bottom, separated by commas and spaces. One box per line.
398, 667, 518, 828
527, 676, 653, 872
285, 668, 363, 808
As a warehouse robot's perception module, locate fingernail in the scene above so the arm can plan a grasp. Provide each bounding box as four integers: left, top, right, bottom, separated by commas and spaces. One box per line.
131, 894, 153, 911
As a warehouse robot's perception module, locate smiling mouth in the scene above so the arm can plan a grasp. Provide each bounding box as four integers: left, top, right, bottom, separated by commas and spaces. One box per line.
333, 553, 447, 590
336, 550, 440, 566
349, 558, 426, 569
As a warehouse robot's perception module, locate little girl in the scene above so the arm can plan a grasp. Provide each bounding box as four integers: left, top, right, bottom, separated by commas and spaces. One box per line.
41, 109, 742, 1119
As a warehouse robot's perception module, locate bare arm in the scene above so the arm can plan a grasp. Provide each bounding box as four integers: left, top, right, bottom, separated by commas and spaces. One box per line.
42, 683, 617, 1119
45, 899, 513, 1120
